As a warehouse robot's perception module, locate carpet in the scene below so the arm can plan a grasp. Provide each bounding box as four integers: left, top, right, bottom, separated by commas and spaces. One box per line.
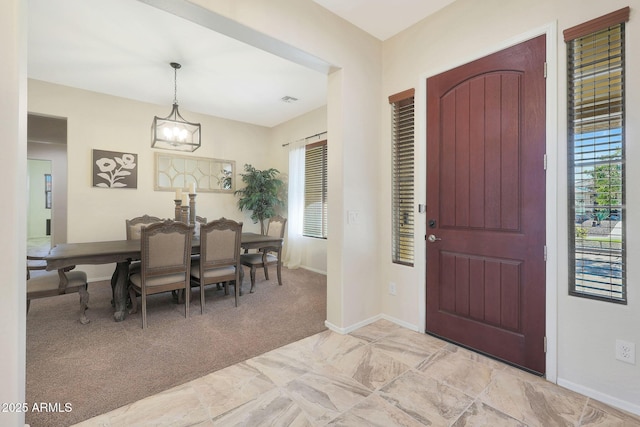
25, 267, 327, 427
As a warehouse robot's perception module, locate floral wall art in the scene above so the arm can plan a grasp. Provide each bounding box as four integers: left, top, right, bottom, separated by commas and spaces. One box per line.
92, 149, 138, 189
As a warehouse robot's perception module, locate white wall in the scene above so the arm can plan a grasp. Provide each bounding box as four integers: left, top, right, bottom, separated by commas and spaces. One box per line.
27, 141, 68, 245
27, 159, 51, 238
0, 0, 26, 425
270, 106, 328, 274
381, 0, 639, 414
28, 79, 275, 280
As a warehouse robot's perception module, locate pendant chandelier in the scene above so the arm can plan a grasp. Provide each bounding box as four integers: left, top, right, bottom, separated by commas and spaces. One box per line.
151, 62, 201, 152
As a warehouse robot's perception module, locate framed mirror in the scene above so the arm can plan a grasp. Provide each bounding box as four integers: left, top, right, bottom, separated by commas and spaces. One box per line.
155, 152, 235, 193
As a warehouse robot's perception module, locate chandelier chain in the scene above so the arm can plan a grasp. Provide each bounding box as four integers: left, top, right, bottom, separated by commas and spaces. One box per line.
174, 66, 178, 104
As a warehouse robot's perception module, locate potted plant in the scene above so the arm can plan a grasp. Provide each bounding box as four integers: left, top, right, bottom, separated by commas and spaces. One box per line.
234, 164, 284, 234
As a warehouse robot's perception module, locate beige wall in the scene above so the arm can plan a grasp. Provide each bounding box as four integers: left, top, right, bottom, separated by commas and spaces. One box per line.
1, 0, 26, 425
381, 0, 639, 414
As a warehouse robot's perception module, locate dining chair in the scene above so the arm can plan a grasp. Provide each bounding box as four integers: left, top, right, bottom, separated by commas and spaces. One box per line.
108, 214, 163, 306
123, 215, 163, 272
128, 220, 193, 329
126, 214, 163, 240
193, 215, 207, 242
240, 215, 287, 293
26, 255, 90, 324
190, 218, 243, 312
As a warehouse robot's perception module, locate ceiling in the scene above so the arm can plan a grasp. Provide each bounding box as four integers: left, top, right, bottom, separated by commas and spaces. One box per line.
312, 0, 456, 41
28, 0, 452, 128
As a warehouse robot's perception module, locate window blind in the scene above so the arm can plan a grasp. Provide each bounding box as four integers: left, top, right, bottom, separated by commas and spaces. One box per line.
566, 8, 629, 303
390, 89, 415, 266
303, 141, 328, 239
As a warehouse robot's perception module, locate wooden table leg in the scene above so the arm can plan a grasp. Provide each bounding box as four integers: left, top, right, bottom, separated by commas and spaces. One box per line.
277, 248, 283, 286
238, 266, 244, 296
78, 285, 90, 325
113, 261, 130, 322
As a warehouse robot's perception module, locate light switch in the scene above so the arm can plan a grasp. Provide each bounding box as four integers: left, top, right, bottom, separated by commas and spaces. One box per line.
347, 210, 360, 224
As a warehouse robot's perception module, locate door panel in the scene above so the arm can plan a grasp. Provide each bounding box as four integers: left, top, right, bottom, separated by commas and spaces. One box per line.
426, 35, 546, 374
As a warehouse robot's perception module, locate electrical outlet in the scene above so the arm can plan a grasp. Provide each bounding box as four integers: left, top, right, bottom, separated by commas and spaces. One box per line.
615, 339, 636, 364
388, 282, 397, 296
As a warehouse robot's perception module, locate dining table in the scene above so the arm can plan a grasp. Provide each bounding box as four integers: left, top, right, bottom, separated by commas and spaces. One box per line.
45, 232, 283, 321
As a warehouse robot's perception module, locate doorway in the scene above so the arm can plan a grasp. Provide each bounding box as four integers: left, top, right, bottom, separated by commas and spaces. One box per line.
27, 159, 52, 256
425, 35, 546, 374
27, 113, 68, 251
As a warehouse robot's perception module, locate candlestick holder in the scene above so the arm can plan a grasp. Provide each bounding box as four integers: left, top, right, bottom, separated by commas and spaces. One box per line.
189, 193, 197, 225
180, 205, 190, 224
174, 199, 182, 221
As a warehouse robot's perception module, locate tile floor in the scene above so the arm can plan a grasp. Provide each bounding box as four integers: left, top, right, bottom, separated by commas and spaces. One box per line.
73, 320, 639, 426
27, 236, 51, 258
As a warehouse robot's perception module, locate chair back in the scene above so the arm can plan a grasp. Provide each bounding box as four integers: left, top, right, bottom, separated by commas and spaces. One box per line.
266, 216, 287, 238
194, 216, 207, 237
140, 220, 193, 280
199, 218, 243, 270
126, 214, 162, 240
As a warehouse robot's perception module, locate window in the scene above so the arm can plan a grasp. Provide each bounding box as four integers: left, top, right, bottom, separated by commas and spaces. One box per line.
303, 141, 328, 238
390, 89, 415, 266
565, 7, 629, 303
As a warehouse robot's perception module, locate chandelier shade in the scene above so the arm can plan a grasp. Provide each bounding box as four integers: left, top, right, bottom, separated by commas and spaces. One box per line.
151, 62, 201, 152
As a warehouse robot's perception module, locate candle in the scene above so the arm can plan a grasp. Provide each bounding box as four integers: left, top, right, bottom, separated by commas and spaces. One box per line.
175, 188, 182, 200
189, 182, 197, 194
182, 194, 189, 205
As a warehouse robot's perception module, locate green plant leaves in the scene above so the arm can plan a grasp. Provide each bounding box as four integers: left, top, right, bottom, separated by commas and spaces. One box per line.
234, 164, 284, 233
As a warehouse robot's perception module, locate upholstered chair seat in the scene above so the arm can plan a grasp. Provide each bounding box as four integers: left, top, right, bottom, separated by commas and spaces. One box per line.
190, 264, 235, 280
129, 272, 187, 288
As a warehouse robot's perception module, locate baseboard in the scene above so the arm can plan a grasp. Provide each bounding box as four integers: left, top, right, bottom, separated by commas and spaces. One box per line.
379, 314, 420, 332
557, 378, 640, 416
323, 320, 343, 334
325, 315, 382, 334
324, 314, 419, 335
89, 275, 112, 283
300, 265, 327, 275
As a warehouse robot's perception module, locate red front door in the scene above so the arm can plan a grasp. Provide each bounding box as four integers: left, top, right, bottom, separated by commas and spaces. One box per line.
426, 35, 546, 374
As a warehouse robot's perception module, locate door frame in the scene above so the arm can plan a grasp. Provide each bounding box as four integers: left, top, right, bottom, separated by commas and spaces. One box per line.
416, 22, 559, 382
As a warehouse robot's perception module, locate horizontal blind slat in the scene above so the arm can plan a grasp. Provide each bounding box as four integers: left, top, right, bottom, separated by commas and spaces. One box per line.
392, 94, 415, 265
568, 20, 626, 303
303, 142, 328, 238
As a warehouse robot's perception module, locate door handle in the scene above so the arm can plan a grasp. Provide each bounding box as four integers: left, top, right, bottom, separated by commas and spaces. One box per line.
427, 234, 441, 243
